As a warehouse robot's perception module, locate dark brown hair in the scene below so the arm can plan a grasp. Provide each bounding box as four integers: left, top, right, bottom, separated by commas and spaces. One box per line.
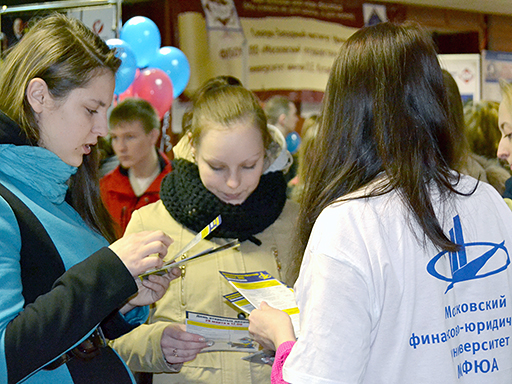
290, 22, 468, 282
0, 13, 121, 242
109, 98, 160, 134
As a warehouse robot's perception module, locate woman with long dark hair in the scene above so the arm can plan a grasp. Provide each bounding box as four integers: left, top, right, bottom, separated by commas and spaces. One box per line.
249, 22, 512, 383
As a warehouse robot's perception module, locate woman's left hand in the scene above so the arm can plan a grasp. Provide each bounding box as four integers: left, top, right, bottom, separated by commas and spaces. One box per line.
120, 267, 181, 314
248, 301, 296, 351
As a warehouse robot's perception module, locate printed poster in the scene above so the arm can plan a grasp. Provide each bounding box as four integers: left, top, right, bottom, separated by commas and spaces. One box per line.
438, 53, 481, 104
177, 0, 361, 93
481, 50, 512, 102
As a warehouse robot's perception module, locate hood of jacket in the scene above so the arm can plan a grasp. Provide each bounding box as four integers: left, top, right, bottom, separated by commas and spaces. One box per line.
0, 111, 32, 146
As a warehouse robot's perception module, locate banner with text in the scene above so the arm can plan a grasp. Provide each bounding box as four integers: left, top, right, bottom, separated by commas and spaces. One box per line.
178, 0, 362, 93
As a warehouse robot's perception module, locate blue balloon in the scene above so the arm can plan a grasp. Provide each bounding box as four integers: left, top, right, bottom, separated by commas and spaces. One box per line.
148, 46, 190, 98
120, 16, 160, 68
286, 132, 301, 155
106, 39, 137, 95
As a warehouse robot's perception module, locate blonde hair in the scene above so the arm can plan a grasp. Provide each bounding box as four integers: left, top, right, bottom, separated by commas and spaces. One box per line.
291, 121, 318, 203
185, 76, 271, 149
300, 114, 318, 138
464, 100, 501, 159
500, 79, 512, 105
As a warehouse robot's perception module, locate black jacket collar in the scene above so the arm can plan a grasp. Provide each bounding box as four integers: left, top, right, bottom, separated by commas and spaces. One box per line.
0, 111, 32, 146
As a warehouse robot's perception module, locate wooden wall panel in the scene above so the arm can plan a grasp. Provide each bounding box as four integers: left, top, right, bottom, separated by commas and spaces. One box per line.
487, 14, 512, 52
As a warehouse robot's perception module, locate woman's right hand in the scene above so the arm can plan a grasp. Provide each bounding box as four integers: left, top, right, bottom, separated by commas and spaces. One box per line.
248, 301, 296, 351
108, 230, 173, 277
161, 323, 212, 364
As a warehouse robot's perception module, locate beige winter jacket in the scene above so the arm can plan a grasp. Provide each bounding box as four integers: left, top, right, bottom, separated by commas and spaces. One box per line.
460, 153, 511, 195
111, 132, 298, 384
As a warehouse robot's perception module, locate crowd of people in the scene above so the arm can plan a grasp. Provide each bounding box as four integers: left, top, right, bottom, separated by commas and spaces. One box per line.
1, 12, 512, 384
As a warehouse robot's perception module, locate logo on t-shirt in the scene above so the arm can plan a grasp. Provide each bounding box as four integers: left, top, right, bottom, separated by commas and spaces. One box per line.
426, 215, 510, 293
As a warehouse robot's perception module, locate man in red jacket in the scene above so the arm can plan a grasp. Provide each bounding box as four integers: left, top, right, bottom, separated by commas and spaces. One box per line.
100, 98, 171, 237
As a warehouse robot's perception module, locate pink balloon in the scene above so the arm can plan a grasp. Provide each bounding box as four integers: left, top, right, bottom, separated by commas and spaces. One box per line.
130, 68, 173, 119
118, 84, 134, 103
117, 69, 140, 104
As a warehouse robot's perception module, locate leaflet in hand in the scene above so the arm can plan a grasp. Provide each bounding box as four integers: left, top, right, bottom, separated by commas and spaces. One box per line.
139, 215, 224, 280
224, 292, 256, 314
185, 311, 259, 353
220, 271, 301, 337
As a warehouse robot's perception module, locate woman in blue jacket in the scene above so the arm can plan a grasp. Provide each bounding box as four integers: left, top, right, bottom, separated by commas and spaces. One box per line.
0, 13, 189, 383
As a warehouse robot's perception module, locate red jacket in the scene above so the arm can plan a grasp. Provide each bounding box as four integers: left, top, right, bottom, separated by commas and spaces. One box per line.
100, 151, 172, 238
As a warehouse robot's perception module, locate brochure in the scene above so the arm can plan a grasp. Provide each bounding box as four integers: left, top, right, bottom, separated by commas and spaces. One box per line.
185, 311, 259, 353
139, 215, 225, 280
219, 271, 301, 337
224, 292, 256, 314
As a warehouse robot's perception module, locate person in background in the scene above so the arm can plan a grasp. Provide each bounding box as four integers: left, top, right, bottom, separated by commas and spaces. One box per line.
264, 95, 300, 184
288, 114, 318, 202
497, 79, 512, 209
442, 70, 510, 195
249, 22, 512, 383
464, 100, 502, 159
98, 136, 119, 178
264, 95, 299, 139
0, 13, 181, 383
110, 76, 298, 384
101, 98, 172, 237
298, 114, 318, 139
464, 98, 511, 195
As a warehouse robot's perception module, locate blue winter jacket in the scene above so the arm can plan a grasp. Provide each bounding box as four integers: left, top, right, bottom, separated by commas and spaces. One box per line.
0, 112, 148, 383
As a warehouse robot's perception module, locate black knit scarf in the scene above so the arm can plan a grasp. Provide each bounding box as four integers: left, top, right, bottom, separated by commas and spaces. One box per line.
160, 159, 287, 245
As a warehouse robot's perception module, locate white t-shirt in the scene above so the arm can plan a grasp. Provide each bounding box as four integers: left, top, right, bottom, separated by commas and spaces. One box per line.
284, 175, 512, 384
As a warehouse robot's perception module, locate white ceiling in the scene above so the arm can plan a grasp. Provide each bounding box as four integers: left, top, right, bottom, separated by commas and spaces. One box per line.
377, 0, 512, 16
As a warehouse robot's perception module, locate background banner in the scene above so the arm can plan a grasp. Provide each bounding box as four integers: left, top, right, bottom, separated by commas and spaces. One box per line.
178, 0, 362, 93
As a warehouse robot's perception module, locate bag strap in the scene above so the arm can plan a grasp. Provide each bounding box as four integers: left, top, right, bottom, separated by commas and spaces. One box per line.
0, 183, 65, 306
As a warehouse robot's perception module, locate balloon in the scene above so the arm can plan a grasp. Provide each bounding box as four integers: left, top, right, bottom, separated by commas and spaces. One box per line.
120, 16, 161, 68
117, 69, 141, 103
147, 46, 190, 98
286, 132, 301, 155
118, 84, 133, 103
131, 68, 173, 119
106, 39, 137, 95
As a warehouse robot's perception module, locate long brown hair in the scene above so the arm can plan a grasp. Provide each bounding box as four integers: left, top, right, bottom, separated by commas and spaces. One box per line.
290, 22, 469, 282
0, 13, 120, 242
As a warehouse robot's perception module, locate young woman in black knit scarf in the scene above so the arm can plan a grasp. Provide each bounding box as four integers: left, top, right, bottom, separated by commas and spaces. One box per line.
111, 76, 299, 384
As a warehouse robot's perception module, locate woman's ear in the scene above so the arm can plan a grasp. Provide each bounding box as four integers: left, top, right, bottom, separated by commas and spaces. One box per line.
26, 78, 49, 113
